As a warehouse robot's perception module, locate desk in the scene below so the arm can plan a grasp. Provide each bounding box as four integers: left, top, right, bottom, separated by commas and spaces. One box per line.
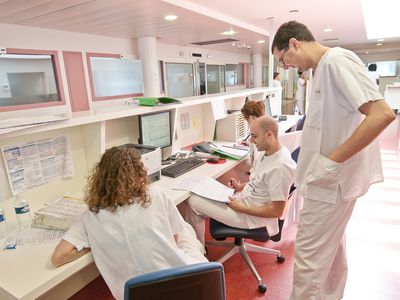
0, 117, 301, 300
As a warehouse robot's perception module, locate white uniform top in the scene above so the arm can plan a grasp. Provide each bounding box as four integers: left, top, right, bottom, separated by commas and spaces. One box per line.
63, 186, 205, 300
367, 70, 379, 87
248, 143, 264, 173
240, 146, 296, 234
296, 47, 384, 203
273, 79, 282, 87
295, 77, 306, 100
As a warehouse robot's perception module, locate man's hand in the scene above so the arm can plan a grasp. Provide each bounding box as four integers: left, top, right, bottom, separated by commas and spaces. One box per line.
228, 178, 244, 192
227, 196, 245, 213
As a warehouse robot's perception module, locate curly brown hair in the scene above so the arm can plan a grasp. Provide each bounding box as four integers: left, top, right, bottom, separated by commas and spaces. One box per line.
241, 100, 265, 120
84, 145, 150, 213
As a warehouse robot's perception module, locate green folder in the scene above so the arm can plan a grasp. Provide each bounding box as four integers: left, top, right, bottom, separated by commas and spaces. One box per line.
134, 97, 182, 106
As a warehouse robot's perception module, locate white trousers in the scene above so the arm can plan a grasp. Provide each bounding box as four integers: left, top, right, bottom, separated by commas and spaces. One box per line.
185, 194, 266, 247
290, 196, 357, 300
296, 99, 305, 115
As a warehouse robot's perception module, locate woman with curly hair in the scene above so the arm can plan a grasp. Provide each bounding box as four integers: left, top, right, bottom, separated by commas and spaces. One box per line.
51, 145, 207, 300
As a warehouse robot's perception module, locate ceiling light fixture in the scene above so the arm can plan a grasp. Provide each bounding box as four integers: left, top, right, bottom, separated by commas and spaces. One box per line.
164, 15, 178, 21
258, 40, 265, 44
324, 28, 333, 32
221, 28, 237, 36
377, 38, 384, 42
365, 51, 369, 54
376, 43, 383, 46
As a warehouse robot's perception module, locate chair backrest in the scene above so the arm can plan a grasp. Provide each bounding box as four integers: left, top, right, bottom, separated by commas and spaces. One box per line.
124, 262, 226, 300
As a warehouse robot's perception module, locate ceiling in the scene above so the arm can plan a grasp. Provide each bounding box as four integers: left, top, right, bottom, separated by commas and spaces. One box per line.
1, 0, 399, 57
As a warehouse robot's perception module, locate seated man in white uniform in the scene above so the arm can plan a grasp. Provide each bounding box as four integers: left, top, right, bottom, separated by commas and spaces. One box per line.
186, 116, 296, 247
51, 146, 207, 300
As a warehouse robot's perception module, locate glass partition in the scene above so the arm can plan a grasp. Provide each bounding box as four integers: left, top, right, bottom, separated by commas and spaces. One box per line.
87, 53, 143, 101
165, 62, 194, 98
0, 49, 65, 111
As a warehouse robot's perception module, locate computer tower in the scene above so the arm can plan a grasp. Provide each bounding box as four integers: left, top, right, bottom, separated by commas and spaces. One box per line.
215, 111, 247, 142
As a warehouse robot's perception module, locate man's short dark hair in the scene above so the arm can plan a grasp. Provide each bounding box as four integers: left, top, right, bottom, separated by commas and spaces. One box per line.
273, 72, 280, 79
272, 21, 315, 52
368, 63, 377, 72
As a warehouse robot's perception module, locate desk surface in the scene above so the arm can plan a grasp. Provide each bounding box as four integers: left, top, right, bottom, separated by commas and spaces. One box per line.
0, 116, 301, 300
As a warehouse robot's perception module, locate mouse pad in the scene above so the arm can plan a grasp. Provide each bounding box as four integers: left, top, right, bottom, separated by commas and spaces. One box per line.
206, 158, 226, 164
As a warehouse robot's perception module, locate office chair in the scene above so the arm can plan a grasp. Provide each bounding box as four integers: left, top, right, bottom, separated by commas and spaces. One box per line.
207, 148, 300, 293
124, 262, 226, 300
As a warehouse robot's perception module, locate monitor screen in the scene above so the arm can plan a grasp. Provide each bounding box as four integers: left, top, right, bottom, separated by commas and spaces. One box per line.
138, 111, 172, 148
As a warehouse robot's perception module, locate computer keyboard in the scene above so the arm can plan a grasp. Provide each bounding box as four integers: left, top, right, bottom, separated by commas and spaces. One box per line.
161, 157, 206, 178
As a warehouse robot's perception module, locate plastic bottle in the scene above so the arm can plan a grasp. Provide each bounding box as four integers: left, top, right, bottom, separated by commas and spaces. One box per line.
0, 208, 7, 238
14, 195, 32, 229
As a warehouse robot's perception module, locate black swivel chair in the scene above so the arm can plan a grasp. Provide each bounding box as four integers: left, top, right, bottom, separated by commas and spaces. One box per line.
124, 262, 226, 300
207, 147, 300, 293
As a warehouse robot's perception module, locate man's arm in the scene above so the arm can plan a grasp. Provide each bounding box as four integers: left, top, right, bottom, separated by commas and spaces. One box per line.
52, 239, 91, 267
329, 99, 395, 163
227, 197, 286, 218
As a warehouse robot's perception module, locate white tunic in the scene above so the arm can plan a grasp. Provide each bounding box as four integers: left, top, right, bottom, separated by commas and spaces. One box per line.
295, 47, 384, 203
63, 186, 206, 300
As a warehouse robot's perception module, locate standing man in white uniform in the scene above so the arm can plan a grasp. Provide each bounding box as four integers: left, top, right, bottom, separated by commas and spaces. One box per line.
295, 71, 307, 115
186, 116, 296, 247
272, 21, 396, 300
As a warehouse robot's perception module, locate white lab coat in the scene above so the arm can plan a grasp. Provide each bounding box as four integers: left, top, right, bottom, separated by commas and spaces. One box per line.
63, 186, 206, 300
291, 47, 384, 300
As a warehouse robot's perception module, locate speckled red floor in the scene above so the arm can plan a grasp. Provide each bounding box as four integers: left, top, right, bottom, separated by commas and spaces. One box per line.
69, 148, 400, 300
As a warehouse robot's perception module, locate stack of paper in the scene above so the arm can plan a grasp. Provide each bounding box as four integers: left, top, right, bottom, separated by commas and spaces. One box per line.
173, 176, 234, 203
32, 196, 87, 231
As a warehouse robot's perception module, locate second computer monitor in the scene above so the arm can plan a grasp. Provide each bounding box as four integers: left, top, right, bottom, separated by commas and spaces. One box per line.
138, 110, 172, 148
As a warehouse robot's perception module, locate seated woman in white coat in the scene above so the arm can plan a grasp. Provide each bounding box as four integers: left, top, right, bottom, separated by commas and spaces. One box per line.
51, 145, 207, 300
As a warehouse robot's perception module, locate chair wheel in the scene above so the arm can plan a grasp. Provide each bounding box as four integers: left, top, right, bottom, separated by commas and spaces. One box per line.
258, 283, 267, 293
277, 255, 285, 263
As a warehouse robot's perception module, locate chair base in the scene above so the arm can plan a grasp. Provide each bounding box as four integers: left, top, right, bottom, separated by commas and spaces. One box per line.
207, 239, 284, 293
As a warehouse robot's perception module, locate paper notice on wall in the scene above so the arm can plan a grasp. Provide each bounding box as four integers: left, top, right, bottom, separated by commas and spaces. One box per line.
1, 135, 75, 195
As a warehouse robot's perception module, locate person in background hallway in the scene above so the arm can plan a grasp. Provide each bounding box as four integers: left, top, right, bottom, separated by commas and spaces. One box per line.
186, 116, 296, 248
272, 20, 395, 300
367, 63, 379, 87
273, 71, 282, 87
51, 145, 207, 300
295, 70, 307, 115
240, 100, 265, 172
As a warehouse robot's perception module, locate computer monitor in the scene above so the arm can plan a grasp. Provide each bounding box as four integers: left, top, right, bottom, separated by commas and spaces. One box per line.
138, 111, 172, 148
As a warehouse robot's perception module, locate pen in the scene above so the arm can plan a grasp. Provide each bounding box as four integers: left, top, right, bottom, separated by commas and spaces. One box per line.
244, 134, 250, 141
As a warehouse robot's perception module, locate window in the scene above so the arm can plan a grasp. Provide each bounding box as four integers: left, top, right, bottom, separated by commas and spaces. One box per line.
0, 48, 65, 112
225, 63, 244, 86
86, 53, 143, 101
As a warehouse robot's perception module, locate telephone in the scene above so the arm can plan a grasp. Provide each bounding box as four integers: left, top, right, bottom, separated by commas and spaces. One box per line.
192, 142, 212, 153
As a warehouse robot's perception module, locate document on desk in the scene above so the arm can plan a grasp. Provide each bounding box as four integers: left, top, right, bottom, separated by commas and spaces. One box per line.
2, 228, 65, 249
173, 176, 233, 203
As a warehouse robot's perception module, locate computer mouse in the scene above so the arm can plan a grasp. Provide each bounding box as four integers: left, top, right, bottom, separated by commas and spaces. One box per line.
206, 157, 219, 163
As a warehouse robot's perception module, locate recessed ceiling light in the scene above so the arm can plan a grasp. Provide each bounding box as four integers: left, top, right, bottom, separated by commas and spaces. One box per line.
324, 28, 333, 32
365, 51, 369, 54
377, 38, 384, 42
258, 40, 266, 44
221, 28, 237, 36
164, 15, 178, 21
376, 43, 383, 46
